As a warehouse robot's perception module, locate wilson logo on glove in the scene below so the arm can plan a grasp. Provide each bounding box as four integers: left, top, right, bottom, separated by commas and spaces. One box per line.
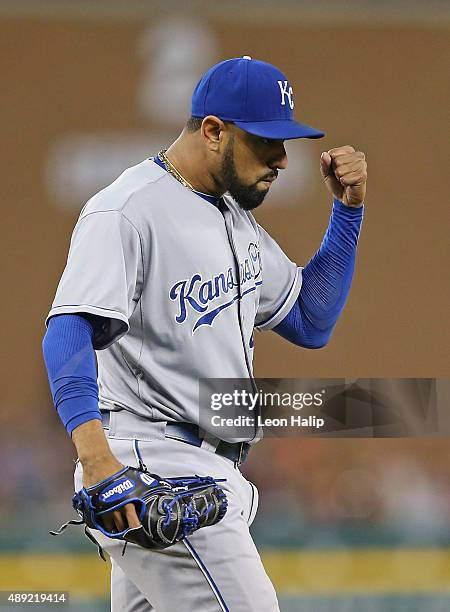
100, 478, 135, 502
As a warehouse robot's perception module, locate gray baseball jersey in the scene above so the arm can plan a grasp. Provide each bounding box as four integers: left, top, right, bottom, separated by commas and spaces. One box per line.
46, 158, 302, 438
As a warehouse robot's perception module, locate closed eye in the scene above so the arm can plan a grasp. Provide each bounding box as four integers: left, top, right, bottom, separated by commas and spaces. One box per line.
259, 137, 284, 147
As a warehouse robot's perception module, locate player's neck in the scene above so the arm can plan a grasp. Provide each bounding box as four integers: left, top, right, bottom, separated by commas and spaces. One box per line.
165, 137, 225, 198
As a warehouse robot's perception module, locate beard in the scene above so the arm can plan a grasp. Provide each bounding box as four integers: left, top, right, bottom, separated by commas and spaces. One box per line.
221, 137, 277, 211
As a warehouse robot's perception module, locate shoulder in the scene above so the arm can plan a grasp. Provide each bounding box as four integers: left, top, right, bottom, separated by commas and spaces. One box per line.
80, 158, 170, 219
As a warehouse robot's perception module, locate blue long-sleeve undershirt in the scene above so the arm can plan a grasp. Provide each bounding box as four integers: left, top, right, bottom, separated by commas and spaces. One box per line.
273, 198, 364, 348
42, 314, 100, 436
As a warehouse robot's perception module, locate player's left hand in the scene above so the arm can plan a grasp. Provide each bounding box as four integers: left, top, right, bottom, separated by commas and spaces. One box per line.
320, 145, 367, 207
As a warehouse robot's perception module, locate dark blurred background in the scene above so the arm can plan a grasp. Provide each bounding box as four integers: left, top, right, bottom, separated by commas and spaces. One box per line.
1, 1, 449, 610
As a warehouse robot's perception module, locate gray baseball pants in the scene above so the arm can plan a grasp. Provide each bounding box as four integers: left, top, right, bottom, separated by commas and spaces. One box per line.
74, 414, 279, 611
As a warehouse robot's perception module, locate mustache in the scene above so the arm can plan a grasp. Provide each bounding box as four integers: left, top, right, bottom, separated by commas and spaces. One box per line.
258, 170, 279, 182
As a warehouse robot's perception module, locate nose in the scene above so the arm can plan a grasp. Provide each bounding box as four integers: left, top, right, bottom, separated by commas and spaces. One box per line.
269, 142, 288, 170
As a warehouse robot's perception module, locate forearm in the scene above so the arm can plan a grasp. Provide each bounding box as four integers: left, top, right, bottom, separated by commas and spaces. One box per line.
42, 314, 101, 435
72, 420, 123, 487
274, 198, 364, 347
42, 314, 123, 484
301, 198, 363, 329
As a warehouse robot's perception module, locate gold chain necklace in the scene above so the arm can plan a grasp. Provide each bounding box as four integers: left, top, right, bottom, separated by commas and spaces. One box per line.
157, 149, 195, 192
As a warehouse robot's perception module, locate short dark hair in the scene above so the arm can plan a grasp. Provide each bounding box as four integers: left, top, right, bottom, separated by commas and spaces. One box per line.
185, 116, 234, 133
185, 116, 203, 133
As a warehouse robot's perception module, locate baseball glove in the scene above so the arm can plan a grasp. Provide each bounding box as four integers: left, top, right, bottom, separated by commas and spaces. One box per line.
51, 466, 228, 552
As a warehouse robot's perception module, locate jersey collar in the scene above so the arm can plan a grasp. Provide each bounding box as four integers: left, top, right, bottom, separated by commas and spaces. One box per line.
152, 156, 222, 208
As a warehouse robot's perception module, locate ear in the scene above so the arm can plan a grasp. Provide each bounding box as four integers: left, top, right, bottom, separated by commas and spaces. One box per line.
201, 116, 230, 151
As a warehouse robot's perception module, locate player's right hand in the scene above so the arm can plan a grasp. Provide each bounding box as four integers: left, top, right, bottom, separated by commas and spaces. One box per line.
83, 459, 142, 533
73, 420, 142, 533
103, 503, 141, 533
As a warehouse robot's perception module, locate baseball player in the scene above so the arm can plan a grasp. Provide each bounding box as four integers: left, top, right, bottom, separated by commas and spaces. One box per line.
43, 57, 367, 611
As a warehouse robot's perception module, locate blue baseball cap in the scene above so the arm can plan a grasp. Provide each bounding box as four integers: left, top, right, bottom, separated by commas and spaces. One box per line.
191, 56, 324, 140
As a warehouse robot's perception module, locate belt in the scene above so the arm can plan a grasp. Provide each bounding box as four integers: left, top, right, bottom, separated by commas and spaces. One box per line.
101, 411, 250, 466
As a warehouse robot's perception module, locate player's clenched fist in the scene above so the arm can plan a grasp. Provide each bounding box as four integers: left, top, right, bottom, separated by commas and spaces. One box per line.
320, 145, 367, 207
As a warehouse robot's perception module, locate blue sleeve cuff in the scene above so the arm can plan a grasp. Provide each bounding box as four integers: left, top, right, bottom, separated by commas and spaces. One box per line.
65, 409, 102, 437
333, 197, 364, 215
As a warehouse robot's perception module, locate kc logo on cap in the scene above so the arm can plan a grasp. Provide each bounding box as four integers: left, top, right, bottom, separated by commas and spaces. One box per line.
277, 80, 294, 110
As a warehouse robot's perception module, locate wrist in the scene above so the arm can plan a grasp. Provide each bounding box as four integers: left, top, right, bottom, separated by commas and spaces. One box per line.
333, 197, 364, 209
72, 419, 114, 465
333, 198, 364, 215
82, 459, 125, 488
79, 450, 119, 469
